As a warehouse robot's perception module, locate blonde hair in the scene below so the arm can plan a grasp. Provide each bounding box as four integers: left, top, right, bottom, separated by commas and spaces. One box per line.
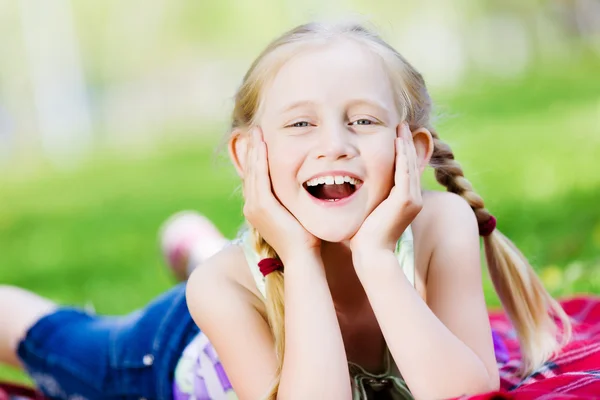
230, 21, 572, 397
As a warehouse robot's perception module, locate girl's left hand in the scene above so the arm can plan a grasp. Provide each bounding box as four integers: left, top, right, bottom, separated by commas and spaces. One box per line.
350, 123, 423, 257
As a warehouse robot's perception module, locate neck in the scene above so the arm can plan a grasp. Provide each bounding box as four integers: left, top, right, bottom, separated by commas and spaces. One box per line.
320, 241, 368, 312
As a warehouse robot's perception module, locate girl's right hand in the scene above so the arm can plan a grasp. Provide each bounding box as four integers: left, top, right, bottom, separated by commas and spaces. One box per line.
242, 127, 321, 264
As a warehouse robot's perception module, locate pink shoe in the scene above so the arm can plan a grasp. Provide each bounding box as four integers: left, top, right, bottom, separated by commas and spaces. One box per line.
159, 211, 229, 281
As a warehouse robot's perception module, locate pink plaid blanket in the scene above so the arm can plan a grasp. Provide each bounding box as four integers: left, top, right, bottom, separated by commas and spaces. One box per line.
456, 296, 600, 399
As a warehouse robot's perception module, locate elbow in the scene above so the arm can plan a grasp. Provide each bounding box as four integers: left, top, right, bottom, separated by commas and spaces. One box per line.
277, 374, 353, 400
456, 356, 500, 397
277, 381, 353, 400
277, 392, 351, 400
486, 368, 501, 392
479, 362, 500, 393
464, 367, 500, 397
277, 388, 352, 400
470, 378, 500, 397
459, 368, 501, 399
412, 367, 499, 400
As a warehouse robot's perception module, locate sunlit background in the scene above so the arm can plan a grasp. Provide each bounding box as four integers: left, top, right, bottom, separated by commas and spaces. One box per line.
0, 0, 599, 381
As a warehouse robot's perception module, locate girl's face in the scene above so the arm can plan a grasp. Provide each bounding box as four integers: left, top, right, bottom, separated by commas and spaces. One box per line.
258, 39, 402, 242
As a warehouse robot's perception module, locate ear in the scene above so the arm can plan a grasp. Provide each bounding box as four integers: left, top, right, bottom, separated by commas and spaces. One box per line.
411, 126, 434, 174
228, 128, 251, 178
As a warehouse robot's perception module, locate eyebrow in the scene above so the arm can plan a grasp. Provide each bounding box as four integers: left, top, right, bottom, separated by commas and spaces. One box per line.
279, 98, 391, 116
346, 98, 391, 116
279, 100, 317, 114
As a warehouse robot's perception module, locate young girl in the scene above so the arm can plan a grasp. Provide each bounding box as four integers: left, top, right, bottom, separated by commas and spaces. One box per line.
1, 21, 572, 400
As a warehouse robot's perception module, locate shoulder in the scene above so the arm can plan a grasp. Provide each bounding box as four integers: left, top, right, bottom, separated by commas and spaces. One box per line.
185, 243, 280, 398
421, 190, 476, 220
411, 191, 479, 280
413, 190, 478, 244
186, 243, 266, 327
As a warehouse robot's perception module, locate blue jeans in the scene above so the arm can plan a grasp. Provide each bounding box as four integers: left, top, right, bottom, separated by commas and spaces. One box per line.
17, 283, 199, 400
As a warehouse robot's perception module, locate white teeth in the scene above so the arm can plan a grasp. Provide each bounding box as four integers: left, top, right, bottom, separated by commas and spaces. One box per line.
305, 175, 361, 187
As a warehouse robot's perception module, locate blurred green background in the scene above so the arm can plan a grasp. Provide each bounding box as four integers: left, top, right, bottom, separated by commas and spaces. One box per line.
1, 0, 599, 382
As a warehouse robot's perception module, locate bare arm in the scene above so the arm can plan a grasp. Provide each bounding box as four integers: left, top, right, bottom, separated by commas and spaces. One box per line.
187, 248, 352, 400
354, 193, 499, 399
187, 252, 279, 399
278, 251, 352, 399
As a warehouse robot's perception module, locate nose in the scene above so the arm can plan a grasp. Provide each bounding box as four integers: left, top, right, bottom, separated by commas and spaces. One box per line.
315, 124, 358, 161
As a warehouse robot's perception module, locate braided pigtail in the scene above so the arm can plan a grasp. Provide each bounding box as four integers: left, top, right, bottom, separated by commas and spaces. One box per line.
248, 225, 285, 399
429, 129, 572, 375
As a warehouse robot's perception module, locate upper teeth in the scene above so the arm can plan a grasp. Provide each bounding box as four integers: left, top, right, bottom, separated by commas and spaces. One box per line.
305, 175, 361, 187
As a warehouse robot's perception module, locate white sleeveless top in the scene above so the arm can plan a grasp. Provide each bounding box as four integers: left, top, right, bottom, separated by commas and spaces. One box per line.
173, 227, 416, 400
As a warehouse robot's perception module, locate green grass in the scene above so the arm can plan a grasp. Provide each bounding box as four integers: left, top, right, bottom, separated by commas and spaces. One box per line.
0, 58, 599, 381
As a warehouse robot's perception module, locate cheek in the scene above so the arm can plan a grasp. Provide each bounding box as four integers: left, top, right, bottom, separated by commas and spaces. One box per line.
366, 141, 396, 190
266, 144, 303, 199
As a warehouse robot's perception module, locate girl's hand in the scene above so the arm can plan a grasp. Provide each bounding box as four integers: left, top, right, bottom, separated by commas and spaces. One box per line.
350, 123, 422, 258
242, 127, 321, 263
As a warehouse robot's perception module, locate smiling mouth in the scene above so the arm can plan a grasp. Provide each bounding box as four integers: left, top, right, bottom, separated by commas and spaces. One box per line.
303, 175, 363, 202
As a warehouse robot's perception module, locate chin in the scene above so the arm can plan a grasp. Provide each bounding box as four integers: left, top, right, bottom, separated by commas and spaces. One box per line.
301, 218, 362, 243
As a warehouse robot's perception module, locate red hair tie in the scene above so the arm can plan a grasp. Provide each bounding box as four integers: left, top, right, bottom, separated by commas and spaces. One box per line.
258, 258, 283, 277
479, 215, 497, 237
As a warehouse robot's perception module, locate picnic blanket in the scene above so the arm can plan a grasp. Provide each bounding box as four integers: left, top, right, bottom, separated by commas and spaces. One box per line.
457, 295, 600, 399
2, 296, 599, 400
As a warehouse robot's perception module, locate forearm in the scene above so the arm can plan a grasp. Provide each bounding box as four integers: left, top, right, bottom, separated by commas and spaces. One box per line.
278, 251, 352, 399
355, 250, 494, 399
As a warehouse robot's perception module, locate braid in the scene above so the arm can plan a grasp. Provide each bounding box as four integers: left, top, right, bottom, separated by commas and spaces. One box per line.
248, 225, 285, 399
428, 127, 571, 375
429, 131, 490, 224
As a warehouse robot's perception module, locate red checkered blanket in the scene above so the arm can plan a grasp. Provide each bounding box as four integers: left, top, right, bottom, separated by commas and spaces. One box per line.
457, 296, 600, 399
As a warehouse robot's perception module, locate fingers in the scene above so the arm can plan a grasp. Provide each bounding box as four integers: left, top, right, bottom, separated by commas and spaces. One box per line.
245, 127, 265, 189
405, 126, 421, 200
395, 123, 421, 203
254, 128, 273, 196
242, 129, 256, 198
243, 126, 280, 218
394, 123, 410, 190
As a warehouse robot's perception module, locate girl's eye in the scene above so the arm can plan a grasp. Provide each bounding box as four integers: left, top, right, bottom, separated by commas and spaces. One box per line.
351, 119, 374, 126
289, 121, 310, 128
